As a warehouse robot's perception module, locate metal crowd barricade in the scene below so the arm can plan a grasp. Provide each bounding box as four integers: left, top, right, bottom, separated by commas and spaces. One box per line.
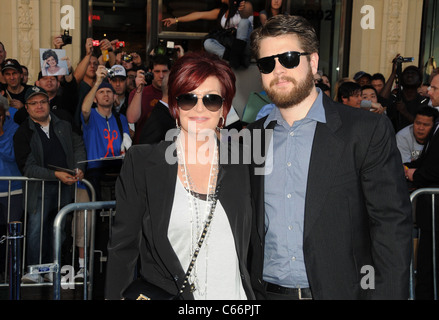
52, 200, 116, 300
410, 188, 439, 300
0, 177, 96, 297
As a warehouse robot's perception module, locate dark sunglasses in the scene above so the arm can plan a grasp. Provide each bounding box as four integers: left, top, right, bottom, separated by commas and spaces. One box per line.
256, 51, 310, 74
176, 93, 224, 111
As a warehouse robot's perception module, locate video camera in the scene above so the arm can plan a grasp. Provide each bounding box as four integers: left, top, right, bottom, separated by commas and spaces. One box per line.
155, 39, 176, 57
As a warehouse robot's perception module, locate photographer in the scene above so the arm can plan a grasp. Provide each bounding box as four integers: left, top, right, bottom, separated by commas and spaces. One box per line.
126, 54, 171, 144
382, 54, 429, 132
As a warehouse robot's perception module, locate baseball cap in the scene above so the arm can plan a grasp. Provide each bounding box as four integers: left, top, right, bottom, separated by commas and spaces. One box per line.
97, 81, 116, 93
109, 64, 127, 79
1, 59, 22, 74
25, 86, 49, 102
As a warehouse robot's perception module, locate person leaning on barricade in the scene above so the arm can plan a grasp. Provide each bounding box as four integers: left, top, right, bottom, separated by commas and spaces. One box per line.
13, 86, 86, 283
0, 97, 23, 281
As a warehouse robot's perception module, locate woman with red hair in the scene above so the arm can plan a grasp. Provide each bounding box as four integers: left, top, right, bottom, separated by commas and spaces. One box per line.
105, 51, 254, 300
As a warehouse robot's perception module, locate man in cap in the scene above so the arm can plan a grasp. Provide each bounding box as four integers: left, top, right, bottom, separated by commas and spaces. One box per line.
81, 65, 131, 201
1, 59, 32, 124
13, 86, 86, 283
108, 64, 129, 116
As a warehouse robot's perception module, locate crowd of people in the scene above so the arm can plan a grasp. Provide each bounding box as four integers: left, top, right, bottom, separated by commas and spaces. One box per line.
0, 0, 438, 300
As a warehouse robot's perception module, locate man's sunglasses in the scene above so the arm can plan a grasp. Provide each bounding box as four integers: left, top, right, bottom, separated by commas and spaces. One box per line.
176, 93, 224, 111
256, 51, 310, 74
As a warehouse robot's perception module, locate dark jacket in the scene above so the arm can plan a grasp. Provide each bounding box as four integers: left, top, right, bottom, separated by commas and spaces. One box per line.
247, 94, 413, 300
105, 140, 255, 300
13, 112, 86, 211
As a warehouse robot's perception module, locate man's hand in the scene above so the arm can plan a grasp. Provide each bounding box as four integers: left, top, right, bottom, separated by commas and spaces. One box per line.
53, 35, 65, 49
135, 70, 147, 88
55, 171, 78, 185
96, 65, 108, 85
10, 99, 24, 110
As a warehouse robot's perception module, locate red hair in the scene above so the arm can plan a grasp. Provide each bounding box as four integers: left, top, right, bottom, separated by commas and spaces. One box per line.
168, 51, 236, 125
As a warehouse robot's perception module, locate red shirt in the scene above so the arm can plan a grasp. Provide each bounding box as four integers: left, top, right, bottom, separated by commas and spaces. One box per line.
128, 84, 162, 144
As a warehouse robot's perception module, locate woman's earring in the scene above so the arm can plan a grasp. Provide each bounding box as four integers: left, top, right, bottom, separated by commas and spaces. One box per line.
175, 118, 181, 129
216, 116, 225, 132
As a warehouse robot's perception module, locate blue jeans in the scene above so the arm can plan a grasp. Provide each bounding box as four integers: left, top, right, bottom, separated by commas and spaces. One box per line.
203, 18, 253, 58
26, 183, 70, 266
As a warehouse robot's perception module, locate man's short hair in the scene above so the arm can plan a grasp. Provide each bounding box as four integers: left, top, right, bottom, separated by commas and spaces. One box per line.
361, 84, 378, 96
337, 81, 361, 103
250, 14, 319, 60
149, 54, 172, 70
416, 106, 439, 123
371, 73, 385, 83
429, 68, 439, 84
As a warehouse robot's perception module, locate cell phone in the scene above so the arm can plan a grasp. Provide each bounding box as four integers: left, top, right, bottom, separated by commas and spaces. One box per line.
48, 164, 76, 175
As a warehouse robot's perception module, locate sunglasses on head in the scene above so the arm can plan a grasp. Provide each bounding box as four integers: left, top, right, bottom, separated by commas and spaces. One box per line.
256, 51, 310, 74
176, 93, 224, 111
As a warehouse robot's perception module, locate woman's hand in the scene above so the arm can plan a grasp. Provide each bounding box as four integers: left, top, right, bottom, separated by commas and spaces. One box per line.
162, 17, 177, 27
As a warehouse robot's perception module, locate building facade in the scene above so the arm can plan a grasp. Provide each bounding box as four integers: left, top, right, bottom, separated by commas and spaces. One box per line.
0, 0, 428, 92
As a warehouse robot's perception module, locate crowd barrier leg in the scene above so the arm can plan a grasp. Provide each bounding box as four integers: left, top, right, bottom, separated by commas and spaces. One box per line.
8, 221, 23, 300
410, 188, 439, 300
53, 200, 115, 300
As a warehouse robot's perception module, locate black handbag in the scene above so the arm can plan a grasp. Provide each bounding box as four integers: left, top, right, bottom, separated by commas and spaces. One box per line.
205, 28, 237, 50
122, 277, 180, 300
122, 186, 220, 300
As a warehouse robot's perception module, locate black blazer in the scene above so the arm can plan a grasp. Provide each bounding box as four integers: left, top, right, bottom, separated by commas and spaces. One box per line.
138, 101, 175, 145
105, 140, 255, 300
407, 123, 439, 187
247, 94, 413, 300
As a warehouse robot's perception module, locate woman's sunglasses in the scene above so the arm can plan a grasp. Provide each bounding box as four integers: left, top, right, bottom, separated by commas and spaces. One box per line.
256, 51, 310, 74
176, 93, 224, 111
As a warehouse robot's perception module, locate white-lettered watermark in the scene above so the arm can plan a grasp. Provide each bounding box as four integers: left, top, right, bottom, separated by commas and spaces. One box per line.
59, 265, 83, 289
164, 122, 273, 175
61, 5, 75, 30
360, 265, 375, 290
360, 5, 375, 30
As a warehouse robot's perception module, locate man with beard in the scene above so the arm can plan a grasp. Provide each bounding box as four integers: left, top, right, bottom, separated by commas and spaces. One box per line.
246, 15, 413, 300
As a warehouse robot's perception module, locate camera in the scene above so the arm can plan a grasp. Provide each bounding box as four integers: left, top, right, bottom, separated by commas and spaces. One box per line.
115, 41, 125, 49
122, 54, 133, 63
139, 71, 154, 85
107, 68, 115, 78
92, 40, 100, 47
233, 0, 244, 8
395, 56, 414, 64
155, 39, 176, 56
61, 29, 72, 45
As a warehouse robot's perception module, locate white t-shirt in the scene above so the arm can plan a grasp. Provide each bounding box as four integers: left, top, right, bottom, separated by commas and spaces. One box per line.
168, 176, 247, 300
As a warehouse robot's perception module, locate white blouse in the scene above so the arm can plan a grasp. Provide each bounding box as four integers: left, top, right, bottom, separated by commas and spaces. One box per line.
167, 176, 247, 300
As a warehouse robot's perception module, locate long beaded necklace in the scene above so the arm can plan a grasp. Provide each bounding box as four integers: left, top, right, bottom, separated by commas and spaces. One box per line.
176, 133, 219, 298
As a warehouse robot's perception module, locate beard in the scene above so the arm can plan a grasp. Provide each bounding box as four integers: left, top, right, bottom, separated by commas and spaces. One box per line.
264, 65, 315, 109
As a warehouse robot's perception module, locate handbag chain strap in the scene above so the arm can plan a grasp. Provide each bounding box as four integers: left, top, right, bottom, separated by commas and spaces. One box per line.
178, 184, 220, 295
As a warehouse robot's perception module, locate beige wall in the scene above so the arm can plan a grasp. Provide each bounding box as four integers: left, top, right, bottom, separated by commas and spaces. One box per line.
0, 0, 82, 85
349, 0, 424, 80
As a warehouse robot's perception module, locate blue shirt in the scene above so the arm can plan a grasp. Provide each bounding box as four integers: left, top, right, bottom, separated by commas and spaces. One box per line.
263, 89, 326, 288
0, 115, 22, 193
81, 108, 130, 170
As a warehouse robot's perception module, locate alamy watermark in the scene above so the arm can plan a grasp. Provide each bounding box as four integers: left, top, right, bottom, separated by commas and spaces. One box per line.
164, 123, 273, 176
61, 5, 75, 30
360, 265, 375, 290
361, 5, 375, 30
